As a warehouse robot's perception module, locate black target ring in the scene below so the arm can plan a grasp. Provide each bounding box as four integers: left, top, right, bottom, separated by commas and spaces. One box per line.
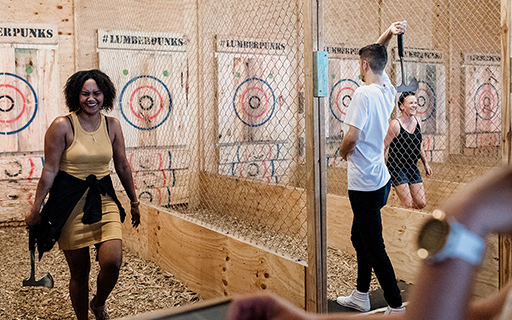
138, 95, 154, 111
248, 96, 261, 110
0, 95, 15, 112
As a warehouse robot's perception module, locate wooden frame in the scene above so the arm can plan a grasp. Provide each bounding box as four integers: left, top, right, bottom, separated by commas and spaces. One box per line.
499, 0, 512, 289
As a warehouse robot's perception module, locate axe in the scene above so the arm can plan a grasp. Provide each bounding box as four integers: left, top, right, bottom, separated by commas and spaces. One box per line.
396, 33, 418, 92
22, 229, 54, 288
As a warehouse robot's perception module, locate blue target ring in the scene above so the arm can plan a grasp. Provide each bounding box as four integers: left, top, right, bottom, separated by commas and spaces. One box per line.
416, 81, 436, 122
119, 75, 172, 131
0, 72, 38, 135
329, 79, 359, 123
232, 77, 275, 127
473, 83, 499, 121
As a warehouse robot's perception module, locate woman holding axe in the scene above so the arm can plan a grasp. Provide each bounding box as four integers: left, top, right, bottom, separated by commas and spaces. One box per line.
25, 69, 140, 320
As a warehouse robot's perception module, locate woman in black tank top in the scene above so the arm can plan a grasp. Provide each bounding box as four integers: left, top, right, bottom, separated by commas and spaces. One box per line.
384, 92, 433, 209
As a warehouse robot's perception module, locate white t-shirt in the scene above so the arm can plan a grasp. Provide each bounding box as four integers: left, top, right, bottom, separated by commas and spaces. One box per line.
344, 72, 396, 191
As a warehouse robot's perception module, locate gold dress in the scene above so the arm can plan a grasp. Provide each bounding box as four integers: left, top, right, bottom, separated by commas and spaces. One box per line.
58, 112, 122, 250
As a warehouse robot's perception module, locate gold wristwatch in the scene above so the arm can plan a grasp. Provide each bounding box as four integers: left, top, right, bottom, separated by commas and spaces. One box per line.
417, 209, 485, 265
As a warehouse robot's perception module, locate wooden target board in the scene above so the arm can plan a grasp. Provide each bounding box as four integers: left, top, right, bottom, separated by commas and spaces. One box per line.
99, 49, 188, 148
216, 53, 294, 143
0, 46, 59, 152
218, 142, 291, 183
98, 30, 190, 205
327, 58, 361, 136
216, 51, 296, 182
463, 54, 501, 148
0, 154, 44, 221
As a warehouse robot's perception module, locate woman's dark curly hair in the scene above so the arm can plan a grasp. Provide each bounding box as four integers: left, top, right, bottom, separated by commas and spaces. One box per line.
64, 69, 116, 112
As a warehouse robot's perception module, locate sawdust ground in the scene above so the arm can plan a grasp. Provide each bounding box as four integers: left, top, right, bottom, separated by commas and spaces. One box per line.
0, 226, 376, 319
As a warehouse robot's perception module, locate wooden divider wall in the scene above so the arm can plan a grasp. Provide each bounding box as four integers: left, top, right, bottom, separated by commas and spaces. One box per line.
119, 196, 306, 308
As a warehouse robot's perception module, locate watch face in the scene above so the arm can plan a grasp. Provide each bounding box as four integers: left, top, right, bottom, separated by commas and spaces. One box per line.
417, 218, 450, 256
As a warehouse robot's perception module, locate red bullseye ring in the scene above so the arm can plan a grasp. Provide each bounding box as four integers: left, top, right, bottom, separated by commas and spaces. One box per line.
240, 87, 269, 118
129, 86, 163, 120
335, 86, 354, 115
477, 88, 496, 114
0, 84, 26, 123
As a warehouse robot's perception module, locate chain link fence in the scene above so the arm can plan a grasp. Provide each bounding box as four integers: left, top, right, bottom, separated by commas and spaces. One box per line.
73, 0, 309, 262
71, 0, 503, 266
324, 0, 502, 212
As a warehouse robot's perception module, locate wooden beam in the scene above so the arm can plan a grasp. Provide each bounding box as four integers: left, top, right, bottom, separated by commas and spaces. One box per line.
305, 0, 328, 313
500, 0, 512, 289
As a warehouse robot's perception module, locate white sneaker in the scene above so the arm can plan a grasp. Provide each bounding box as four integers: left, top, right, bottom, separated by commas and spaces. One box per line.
384, 305, 406, 315
336, 289, 371, 312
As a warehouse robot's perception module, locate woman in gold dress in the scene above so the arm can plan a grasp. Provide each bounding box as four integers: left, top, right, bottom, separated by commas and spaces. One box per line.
26, 69, 140, 320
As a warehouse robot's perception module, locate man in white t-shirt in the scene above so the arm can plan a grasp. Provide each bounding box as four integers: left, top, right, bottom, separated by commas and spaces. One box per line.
337, 21, 407, 315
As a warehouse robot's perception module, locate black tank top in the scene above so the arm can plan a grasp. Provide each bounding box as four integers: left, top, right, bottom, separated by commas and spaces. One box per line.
388, 118, 422, 165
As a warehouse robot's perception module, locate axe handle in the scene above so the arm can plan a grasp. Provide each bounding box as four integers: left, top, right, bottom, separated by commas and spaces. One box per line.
28, 228, 36, 251
398, 34, 404, 58
397, 34, 406, 85
28, 230, 36, 279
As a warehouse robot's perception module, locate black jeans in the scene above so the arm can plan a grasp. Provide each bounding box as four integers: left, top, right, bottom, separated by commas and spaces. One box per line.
348, 181, 402, 308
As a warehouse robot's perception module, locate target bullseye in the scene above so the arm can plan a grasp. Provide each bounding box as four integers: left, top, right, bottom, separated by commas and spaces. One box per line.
0, 85, 26, 123
138, 95, 154, 111
474, 83, 499, 120
0, 95, 15, 112
416, 81, 435, 122
0, 73, 38, 135
330, 79, 359, 123
248, 96, 261, 110
129, 86, 163, 120
120, 75, 172, 131
233, 78, 275, 127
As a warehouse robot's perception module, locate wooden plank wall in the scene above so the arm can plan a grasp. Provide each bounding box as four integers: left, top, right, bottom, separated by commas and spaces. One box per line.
0, 0, 73, 223
119, 196, 306, 308
327, 193, 499, 299
199, 172, 307, 238
198, 172, 499, 298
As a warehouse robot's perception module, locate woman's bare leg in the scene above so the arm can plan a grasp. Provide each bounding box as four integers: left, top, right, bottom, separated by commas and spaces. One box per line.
64, 247, 91, 320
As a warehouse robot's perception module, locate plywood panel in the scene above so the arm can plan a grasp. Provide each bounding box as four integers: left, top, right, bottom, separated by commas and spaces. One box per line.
464, 60, 502, 149
199, 172, 307, 237
326, 193, 499, 298
99, 49, 188, 148
0, 179, 38, 222
120, 196, 306, 308
218, 142, 293, 183
217, 53, 295, 144
326, 58, 360, 139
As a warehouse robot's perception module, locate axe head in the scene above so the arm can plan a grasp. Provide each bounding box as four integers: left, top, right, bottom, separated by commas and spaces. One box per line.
23, 272, 54, 288
397, 77, 419, 93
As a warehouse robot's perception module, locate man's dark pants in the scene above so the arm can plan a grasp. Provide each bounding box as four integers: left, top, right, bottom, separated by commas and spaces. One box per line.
348, 180, 402, 308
